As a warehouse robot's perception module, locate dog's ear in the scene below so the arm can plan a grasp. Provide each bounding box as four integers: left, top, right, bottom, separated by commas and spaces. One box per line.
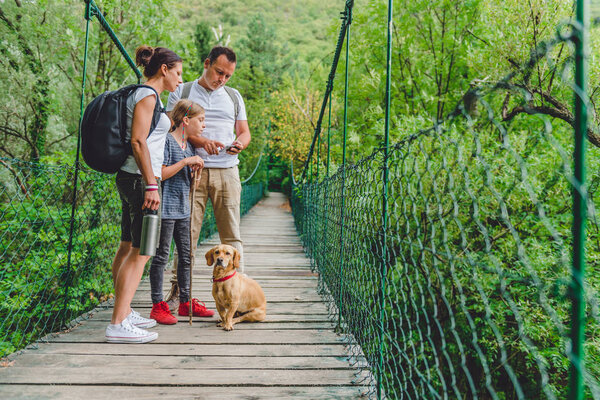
232, 248, 240, 269
205, 247, 215, 266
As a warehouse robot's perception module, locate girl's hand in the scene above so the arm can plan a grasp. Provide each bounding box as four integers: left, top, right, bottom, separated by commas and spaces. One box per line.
185, 155, 204, 168
143, 190, 160, 211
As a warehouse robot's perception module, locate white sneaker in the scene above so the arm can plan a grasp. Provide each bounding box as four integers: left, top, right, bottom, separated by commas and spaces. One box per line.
127, 309, 157, 329
105, 318, 158, 343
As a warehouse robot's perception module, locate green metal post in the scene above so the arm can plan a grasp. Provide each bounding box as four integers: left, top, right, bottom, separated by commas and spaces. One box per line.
317, 132, 321, 181
337, 5, 352, 330
266, 120, 271, 192
314, 127, 322, 261
378, 0, 393, 398
63, 0, 93, 322
569, 1, 589, 399
326, 92, 332, 178
319, 92, 333, 283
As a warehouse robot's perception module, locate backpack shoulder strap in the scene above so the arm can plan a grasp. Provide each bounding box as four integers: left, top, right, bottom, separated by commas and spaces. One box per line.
223, 86, 240, 121
132, 84, 164, 140
181, 81, 194, 100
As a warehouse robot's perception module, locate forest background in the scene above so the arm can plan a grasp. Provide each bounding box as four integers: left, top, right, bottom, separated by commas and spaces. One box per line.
1, 0, 600, 186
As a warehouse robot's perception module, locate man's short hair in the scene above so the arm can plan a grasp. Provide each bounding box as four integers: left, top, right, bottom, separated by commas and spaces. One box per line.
207, 46, 237, 65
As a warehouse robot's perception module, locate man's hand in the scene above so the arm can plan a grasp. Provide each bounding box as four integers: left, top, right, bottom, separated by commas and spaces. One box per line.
203, 139, 225, 155
226, 140, 244, 155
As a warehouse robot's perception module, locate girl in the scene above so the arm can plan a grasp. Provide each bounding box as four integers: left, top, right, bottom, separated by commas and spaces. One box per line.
149, 99, 214, 324
105, 46, 182, 344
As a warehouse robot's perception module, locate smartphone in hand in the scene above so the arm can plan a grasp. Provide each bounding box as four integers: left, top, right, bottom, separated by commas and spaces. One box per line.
224, 144, 240, 152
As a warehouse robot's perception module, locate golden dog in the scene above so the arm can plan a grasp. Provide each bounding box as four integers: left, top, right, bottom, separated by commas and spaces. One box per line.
205, 244, 266, 331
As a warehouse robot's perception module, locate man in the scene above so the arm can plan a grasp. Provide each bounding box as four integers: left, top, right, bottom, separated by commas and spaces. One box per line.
166, 46, 250, 310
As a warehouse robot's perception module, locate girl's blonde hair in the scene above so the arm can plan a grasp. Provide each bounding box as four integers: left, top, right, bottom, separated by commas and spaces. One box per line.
170, 99, 205, 130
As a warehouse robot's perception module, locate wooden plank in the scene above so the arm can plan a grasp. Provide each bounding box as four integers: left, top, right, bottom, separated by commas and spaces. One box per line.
127, 302, 332, 314
133, 287, 324, 295
185, 269, 316, 275
131, 294, 325, 302
10, 354, 355, 370
135, 283, 321, 289
87, 310, 332, 323
67, 320, 335, 330
0, 367, 365, 386
0, 385, 368, 399
45, 328, 346, 344
21, 343, 351, 357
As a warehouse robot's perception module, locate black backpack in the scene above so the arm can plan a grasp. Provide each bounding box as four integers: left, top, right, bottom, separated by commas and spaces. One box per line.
81, 84, 165, 173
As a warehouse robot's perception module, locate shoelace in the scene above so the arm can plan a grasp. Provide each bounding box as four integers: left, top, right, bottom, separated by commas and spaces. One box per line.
192, 299, 206, 310
123, 320, 144, 334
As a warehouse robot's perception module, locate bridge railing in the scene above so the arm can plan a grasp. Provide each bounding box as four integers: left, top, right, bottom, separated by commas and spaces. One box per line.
291, 0, 600, 399
0, 0, 266, 358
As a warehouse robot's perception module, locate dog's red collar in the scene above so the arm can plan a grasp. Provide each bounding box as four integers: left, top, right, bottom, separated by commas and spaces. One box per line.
212, 271, 236, 283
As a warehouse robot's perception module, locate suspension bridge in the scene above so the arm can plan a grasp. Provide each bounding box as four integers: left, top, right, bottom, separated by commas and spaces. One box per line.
0, 192, 368, 398
1, 0, 600, 399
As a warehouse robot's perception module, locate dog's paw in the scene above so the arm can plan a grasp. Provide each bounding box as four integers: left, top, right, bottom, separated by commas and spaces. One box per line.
216, 321, 223, 327
223, 324, 234, 331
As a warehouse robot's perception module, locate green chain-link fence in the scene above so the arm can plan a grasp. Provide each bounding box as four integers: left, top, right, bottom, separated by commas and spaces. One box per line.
0, 159, 119, 357
0, 0, 266, 359
292, 0, 600, 398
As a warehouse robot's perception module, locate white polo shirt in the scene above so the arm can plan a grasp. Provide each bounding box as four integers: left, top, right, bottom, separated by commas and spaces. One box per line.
167, 80, 247, 168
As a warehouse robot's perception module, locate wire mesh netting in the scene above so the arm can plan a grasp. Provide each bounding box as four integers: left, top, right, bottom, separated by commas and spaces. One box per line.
0, 159, 119, 357
291, 3, 600, 399
0, 158, 264, 358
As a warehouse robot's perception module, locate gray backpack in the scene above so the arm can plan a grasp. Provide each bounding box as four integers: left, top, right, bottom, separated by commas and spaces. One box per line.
180, 81, 240, 120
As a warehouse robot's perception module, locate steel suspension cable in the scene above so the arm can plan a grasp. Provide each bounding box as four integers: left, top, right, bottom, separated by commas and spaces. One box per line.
300, 0, 355, 183
83, 0, 142, 82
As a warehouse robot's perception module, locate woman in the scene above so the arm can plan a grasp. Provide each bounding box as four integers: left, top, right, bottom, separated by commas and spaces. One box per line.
105, 45, 182, 343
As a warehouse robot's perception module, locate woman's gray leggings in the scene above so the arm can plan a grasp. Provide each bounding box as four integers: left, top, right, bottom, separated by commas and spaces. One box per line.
149, 218, 191, 304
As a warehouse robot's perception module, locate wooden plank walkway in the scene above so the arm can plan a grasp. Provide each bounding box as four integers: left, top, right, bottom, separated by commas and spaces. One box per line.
0, 192, 369, 399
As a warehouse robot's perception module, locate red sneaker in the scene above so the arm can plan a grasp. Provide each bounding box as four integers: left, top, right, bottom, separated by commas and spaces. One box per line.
179, 299, 215, 317
150, 301, 177, 325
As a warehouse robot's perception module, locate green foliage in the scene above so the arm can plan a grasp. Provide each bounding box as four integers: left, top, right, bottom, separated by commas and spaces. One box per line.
0, 159, 120, 357
0, 0, 184, 161
173, 0, 341, 189
194, 21, 213, 70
